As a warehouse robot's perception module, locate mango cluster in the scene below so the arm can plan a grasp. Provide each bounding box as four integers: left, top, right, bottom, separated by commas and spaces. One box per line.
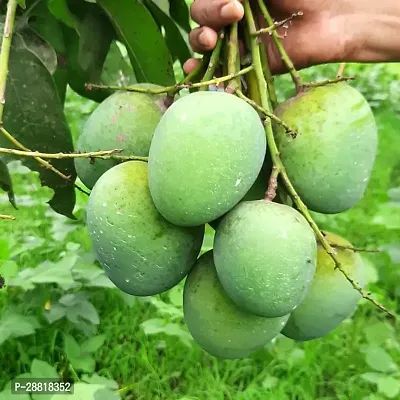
78, 83, 376, 359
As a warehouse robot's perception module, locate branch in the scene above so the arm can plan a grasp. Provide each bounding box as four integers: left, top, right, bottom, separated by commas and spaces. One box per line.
0, 147, 148, 161
0, 0, 18, 122
0, 214, 15, 220
235, 90, 297, 138
329, 244, 381, 254
253, 12, 304, 37
88, 66, 254, 94
301, 76, 355, 90
256, 0, 303, 91
337, 62, 347, 78
243, 0, 395, 319
0, 126, 90, 196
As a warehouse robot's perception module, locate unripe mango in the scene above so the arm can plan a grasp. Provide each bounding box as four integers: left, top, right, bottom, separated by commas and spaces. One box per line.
184, 250, 289, 359
75, 84, 166, 189
148, 91, 266, 227
86, 161, 204, 296
282, 231, 365, 341
274, 83, 378, 214
214, 201, 317, 318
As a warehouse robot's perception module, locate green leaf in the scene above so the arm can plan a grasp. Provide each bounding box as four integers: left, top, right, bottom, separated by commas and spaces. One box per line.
81, 334, 106, 353
81, 374, 118, 390
169, 0, 191, 33
361, 372, 385, 384
0, 159, 17, 209
0, 310, 40, 345
72, 261, 116, 288
31, 359, 59, 378
377, 376, 400, 398
64, 334, 81, 359
65, 299, 100, 325
47, 0, 80, 31
70, 356, 96, 373
44, 303, 66, 324
362, 346, 399, 373
97, 0, 175, 85
0, 260, 19, 282
145, 0, 191, 67
365, 321, 396, 346
1, 35, 76, 218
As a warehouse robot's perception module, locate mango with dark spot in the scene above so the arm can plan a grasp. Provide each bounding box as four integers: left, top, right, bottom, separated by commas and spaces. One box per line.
274, 83, 378, 214
183, 250, 289, 359
148, 91, 267, 227
282, 231, 365, 341
214, 201, 317, 318
75, 83, 167, 189
86, 161, 204, 296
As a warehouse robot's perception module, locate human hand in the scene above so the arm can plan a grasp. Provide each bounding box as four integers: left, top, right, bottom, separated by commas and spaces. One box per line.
184, 0, 400, 74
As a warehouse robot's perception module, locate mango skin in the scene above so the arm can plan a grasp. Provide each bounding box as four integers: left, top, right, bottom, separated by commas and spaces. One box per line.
75, 84, 166, 189
184, 250, 289, 359
274, 83, 378, 214
282, 231, 365, 341
214, 201, 317, 318
86, 161, 204, 296
148, 91, 267, 227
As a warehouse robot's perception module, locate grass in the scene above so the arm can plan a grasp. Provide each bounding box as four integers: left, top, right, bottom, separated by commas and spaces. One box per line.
0, 86, 399, 400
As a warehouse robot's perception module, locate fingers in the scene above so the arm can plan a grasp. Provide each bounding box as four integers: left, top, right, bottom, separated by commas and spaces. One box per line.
190, 0, 244, 30
189, 26, 218, 53
183, 58, 201, 75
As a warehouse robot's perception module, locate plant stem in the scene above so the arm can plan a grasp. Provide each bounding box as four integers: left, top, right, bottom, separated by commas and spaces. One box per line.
337, 62, 347, 77
256, 0, 303, 91
0, 0, 18, 122
260, 44, 278, 110
302, 76, 354, 89
0, 127, 90, 196
243, 0, 395, 319
329, 244, 381, 253
226, 22, 240, 93
200, 32, 224, 91
253, 12, 304, 36
235, 90, 296, 137
0, 214, 15, 220
0, 147, 148, 161
88, 66, 253, 94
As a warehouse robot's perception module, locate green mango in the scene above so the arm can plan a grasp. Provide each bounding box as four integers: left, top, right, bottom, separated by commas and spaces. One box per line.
214, 200, 317, 318
148, 91, 266, 227
75, 84, 166, 189
282, 231, 365, 341
274, 83, 378, 214
86, 161, 204, 296
184, 250, 289, 359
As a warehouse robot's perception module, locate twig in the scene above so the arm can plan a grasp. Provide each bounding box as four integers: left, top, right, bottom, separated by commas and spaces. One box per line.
225, 22, 240, 93
0, 127, 90, 196
253, 12, 304, 37
0, 0, 18, 121
301, 76, 355, 90
0, 214, 15, 220
260, 44, 278, 110
337, 62, 347, 78
0, 147, 148, 161
265, 166, 279, 201
88, 66, 254, 94
235, 90, 297, 138
200, 32, 224, 91
329, 244, 381, 254
256, 0, 303, 91
243, 0, 395, 319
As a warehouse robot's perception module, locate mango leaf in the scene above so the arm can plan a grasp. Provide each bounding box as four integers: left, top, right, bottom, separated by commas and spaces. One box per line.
169, 0, 191, 33
47, 0, 80, 32
1, 35, 76, 218
0, 310, 40, 345
145, 0, 191, 67
0, 159, 16, 209
97, 0, 175, 85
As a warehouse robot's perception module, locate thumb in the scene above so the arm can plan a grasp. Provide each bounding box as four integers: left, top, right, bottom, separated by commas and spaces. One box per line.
191, 0, 244, 30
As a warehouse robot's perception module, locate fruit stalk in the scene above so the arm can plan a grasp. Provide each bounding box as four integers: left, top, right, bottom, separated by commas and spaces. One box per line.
243, 0, 395, 318
226, 22, 240, 93
0, 147, 148, 162
200, 32, 224, 91
87, 66, 253, 94
0, 0, 18, 122
256, 0, 303, 91
259, 44, 278, 110
0, 127, 90, 196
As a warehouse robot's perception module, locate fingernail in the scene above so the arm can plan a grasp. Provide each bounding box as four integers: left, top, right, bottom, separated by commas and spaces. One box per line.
199, 30, 212, 47
221, 1, 243, 20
